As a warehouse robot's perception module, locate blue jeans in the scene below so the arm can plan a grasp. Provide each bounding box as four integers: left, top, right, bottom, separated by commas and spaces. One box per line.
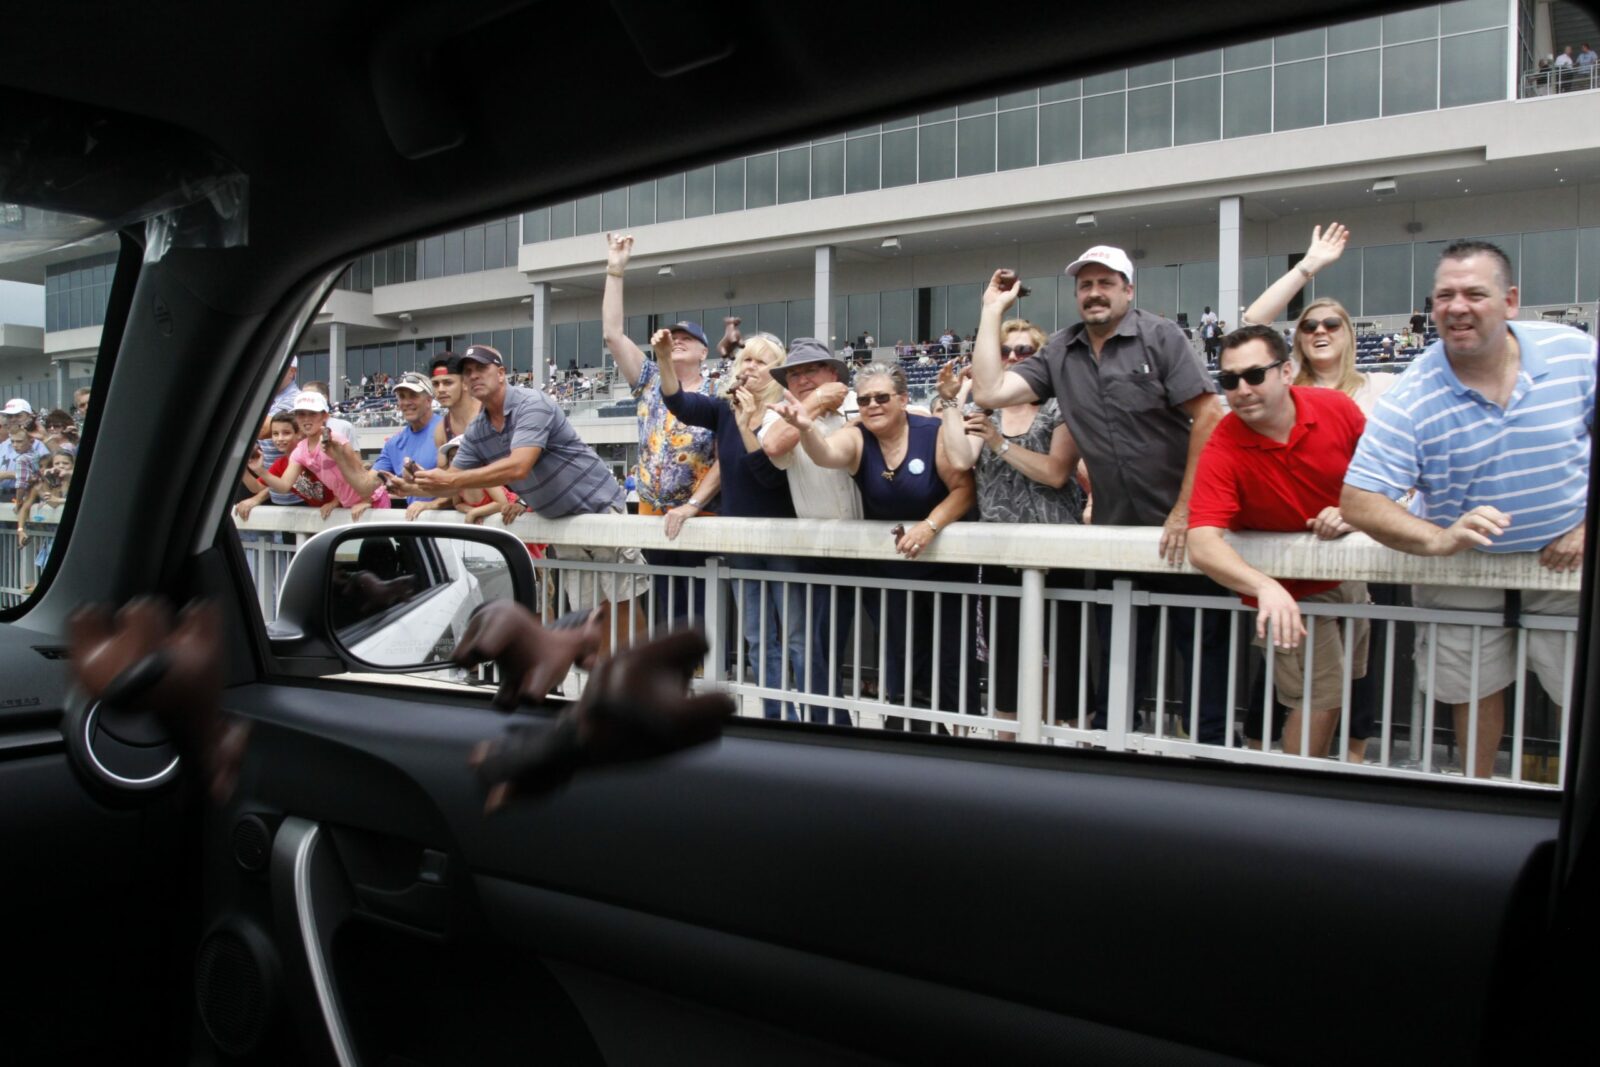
793, 559, 856, 725
732, 555, 806, 720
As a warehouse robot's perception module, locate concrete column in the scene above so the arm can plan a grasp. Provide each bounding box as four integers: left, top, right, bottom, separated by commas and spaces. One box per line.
54, 360, 67, 411
529, 282, 550, 388
328, 322, 346, 403
1218, 196, 1242, 332
814, 245, 836, 349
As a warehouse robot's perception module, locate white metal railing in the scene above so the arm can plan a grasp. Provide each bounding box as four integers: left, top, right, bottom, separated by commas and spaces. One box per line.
1522, 64, 1599, 97
5, 504, 1577, 789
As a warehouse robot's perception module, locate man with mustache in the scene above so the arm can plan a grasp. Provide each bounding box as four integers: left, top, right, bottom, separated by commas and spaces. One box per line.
970, 245, 1229, 744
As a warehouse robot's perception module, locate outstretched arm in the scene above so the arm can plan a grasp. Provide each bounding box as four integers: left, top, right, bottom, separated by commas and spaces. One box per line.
1243, 222, 1347, 325
601, 233, 649, 387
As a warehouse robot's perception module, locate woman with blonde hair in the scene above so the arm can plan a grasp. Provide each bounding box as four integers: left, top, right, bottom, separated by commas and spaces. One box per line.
658, 330, 800, 718
1242, 222, 1396, 415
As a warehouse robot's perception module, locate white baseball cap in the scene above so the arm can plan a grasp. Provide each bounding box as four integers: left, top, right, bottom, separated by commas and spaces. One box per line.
2, 398, 33, 416
1065, 245, 1135, 284
291, 390, 330, 413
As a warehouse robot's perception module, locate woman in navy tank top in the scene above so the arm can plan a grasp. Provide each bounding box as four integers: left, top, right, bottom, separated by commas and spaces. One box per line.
774, 362, 976, 730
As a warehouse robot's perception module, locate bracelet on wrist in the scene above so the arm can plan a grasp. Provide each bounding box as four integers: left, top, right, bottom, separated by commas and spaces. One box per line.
687, 498, 704, 509
1295, 263, 1314, 280
924, 518, 941, 534
606, 268, 624, 278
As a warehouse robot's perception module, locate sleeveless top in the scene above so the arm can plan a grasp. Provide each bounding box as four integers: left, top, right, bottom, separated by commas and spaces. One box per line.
853, 413, 948, 522
975, 399, 1083, 525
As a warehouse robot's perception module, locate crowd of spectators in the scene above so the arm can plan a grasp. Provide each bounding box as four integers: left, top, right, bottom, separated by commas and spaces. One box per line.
200, 225, 1600, 772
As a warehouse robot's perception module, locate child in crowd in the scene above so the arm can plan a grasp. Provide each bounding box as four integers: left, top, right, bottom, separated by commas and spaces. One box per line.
1, 412, 49, 503
15, 451, 74, 572
248, 391, 388, 517
435, 436, 518, 524
236, 412, 337, 519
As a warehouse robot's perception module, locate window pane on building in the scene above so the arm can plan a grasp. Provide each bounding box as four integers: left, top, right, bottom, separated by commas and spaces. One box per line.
1327, 50, 1380, 122
957, 98, 996, 116
883, 129, 918, 187
578, 320, 604, 368
1179, 261, 1220, 327
1440, 29, 1506, 107
919, 122, 956, 182
1175, 51, 1221, 78
685, 166, 714, 218
1274, 58, 1325, 131
574, 194, 602, 235
1175, 76, 1221, 144
1521, 229, 1578, 306
1039, 100, 1082, 163
998, 89, 1038, 109
423, 234, 444, 278
1311, 254, 1361, 314
848, 292, 879, 340
788, 298, 815, 340
957, 114, 997, 176
1128, 59, 1173, 87
1383, 6, 1439, 42
549, 201, 575, 240
778, 147, 810, 203
523, 208, 549, 243
1275, 27, 1326, 62
1328, 16, 1381, 52
758, 301, 788, 340
1127, 85, 1172, 151
1083, 70, 1125, 94
554, 322, 578, 367
998, 108, 1038, 170
484, 221, 506, 269
846, 135, 881, 194
1382, 40, 1438, 115
1441, 0, 1505, 33
602, 188, 629, 231
1224, 39, 1272, 69
1223, 68, 1271, 137
464, 225, 484, 273
1040, 79, 1081, 102
746, 154, 778, 208
715, 159, 745, 213
1579, 227, 1600, 303
1137, 265, 1180, 321
628, 182, 657, 225
1362, 243, 1413, 315
1082, 92, 1127, 158
1016, 276, 1057, 332
657, 173, 685, 222
444, 230, 465, 274
880, 289, 913, 346
812, 140, 845, 199
948, 284, 982, 339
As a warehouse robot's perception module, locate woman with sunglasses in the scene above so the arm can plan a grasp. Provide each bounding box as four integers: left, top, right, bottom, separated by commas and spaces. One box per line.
774, 361, 976, 730
656, 330, 800, 720
1242, 222, 1397, 416
934, 319, 1086, 738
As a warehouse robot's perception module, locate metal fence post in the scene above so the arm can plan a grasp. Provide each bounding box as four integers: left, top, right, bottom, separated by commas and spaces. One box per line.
1017, 568, 1046, 744
1103, 579, 1136, 751
702, 555, 724, 685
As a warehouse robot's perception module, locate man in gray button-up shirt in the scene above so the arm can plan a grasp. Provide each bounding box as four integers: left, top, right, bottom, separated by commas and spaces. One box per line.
970, 247, 1231, 743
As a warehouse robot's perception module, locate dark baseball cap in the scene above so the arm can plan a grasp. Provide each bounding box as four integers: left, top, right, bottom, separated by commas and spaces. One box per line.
460, 344, 504, 367
430, 353, 461, 376
667, 321, 709, 348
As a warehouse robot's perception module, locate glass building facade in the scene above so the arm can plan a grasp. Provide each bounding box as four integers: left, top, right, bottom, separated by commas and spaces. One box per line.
44, 253, 117, 332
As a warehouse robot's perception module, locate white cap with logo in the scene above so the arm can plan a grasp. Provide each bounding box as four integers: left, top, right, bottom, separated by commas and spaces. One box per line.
1065, 245, 1135, 284
2, 398, 33, 416
291, 390, 330, 413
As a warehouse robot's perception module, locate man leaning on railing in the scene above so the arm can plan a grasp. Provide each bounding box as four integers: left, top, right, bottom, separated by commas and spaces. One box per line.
1341, 239, 1595, 779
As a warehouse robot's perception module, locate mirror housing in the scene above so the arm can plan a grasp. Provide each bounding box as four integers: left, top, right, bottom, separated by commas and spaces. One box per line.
267, 523, 537, 677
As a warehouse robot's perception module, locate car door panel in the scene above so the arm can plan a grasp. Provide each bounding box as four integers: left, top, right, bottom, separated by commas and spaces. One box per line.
213, 678, 1558, 1065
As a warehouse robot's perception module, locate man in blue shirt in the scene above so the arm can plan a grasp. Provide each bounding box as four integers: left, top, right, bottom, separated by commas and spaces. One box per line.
1342, 239, 1594, 778
329, 371, 440, 511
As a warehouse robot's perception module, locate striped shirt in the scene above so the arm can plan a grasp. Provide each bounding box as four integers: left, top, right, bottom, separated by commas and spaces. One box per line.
1344, 320, 1595, 554
453, 386, 623, 518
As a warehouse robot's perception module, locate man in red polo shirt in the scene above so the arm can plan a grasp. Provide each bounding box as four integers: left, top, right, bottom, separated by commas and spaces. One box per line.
1187, 324, 1370, 758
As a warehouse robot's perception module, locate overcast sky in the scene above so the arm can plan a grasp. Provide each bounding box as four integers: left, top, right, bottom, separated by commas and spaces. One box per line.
0, 280, 44, 326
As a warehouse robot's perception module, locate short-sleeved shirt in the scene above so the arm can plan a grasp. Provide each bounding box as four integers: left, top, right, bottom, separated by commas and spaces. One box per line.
759, 394, 864, 520
632, 360, 717, 510
1, 437, 49, 496
263, 454, 329, 506
1190, 387, 1366, 602
1012, 308, 1217, 526
453, 385, 622, 517
1345, 321, 1595, 554
258, 381, 302, 505
290, 435, 390, 509
374, 415, 442, 505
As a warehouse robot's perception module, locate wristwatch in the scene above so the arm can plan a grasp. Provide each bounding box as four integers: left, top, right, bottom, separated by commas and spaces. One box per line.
997, 441, 1011, 456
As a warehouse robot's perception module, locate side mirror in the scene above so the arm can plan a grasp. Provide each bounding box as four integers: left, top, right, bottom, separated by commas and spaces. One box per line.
268, 523, 537, 677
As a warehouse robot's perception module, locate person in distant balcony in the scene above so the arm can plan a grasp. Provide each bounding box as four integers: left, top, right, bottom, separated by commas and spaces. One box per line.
1342, 240, 1595, 779
1188, 325, 1370, 761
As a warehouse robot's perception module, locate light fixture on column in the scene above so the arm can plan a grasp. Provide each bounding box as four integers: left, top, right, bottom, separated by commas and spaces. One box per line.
658, 265, 674, 277
1370, 178, 1397, 198
397, 312, 413, 321
881, 236, 900, 252
1075, 213, 1097, 231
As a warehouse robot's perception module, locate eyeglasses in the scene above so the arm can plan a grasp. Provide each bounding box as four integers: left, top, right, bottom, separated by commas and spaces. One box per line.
1000, 344, 1037, 358
858, 392, 899, 408
1216, 359, 1288, 391
1298, 317, 1344, 333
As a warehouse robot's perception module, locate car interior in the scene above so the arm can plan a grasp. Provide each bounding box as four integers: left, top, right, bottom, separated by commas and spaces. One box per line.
3, 1, 1598, 1064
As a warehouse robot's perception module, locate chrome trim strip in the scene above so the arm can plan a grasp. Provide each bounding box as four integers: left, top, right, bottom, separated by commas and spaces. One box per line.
292, 824, 359, 1067
83, 702, 179, 785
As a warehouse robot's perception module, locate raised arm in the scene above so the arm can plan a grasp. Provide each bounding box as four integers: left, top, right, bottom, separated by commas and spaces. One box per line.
762, 382, 846, 458
970, 270, 1043, 409
328, 437, 385, 499
651, 329, 681, 396
1243, 222, 1347, 325
601, 233, 649, 387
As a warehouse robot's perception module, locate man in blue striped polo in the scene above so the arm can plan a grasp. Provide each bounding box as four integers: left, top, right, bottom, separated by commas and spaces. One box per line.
1341, 239, 1594, 778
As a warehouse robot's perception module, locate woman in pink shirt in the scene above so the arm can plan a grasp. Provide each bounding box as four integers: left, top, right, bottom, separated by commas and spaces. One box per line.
249, 391, 389, 516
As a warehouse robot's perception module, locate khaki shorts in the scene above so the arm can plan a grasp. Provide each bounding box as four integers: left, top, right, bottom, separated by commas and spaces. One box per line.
547, 542, 647, 614
1411, 585, 1578, 706
1252, 582, 1371, 712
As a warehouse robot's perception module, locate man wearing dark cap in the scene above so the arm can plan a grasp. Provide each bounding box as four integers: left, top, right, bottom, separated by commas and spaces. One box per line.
970, 247, 1231, 744
405, 345, 646, 634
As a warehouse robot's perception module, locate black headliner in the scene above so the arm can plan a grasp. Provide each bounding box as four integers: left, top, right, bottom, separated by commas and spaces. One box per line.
0, 0, 1439, 300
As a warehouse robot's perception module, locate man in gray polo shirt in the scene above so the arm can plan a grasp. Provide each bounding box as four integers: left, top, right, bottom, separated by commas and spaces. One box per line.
406, 344, 645, 635
970, 247, 1230, 743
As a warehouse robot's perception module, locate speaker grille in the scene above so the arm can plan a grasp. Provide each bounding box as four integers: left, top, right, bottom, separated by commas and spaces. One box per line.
196, 928, 270, 1056
232, 815, 272, 873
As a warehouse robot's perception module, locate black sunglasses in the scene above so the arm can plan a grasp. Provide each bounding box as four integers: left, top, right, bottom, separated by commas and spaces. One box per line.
1000, 344, 1037, 357
858, 392, 899, 408
1216, 358, 1288, 391
1298, 316, 1344, 333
